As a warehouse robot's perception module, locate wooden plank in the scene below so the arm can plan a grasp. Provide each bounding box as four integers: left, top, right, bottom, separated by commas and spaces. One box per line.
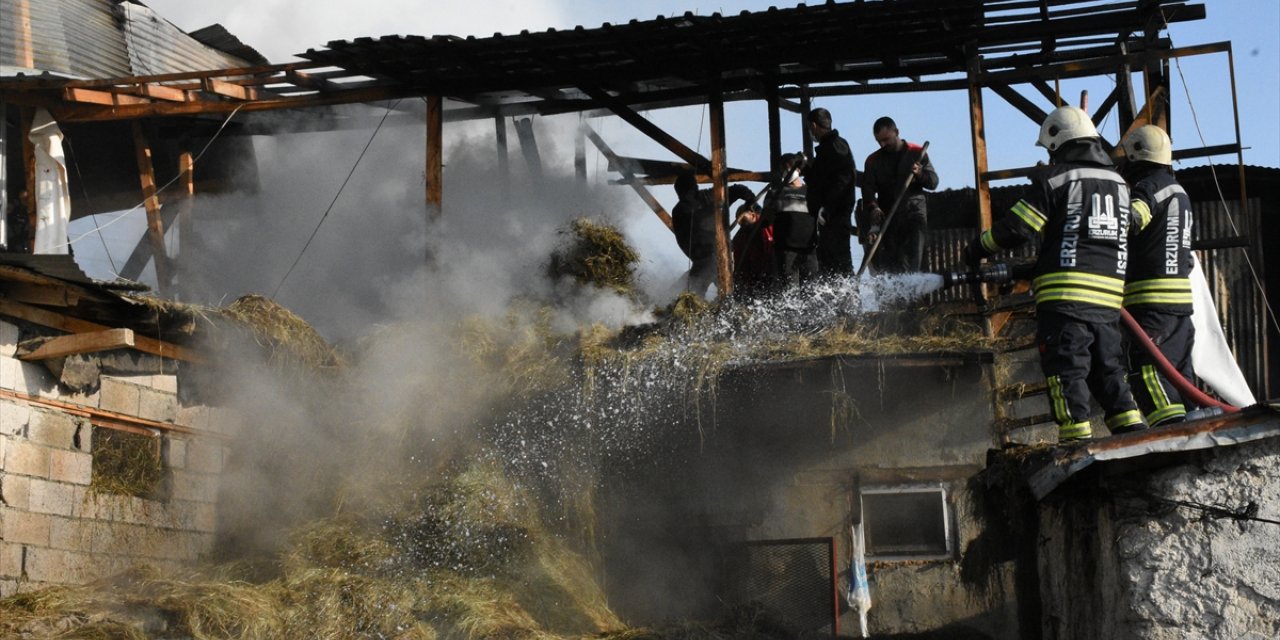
140, 83, 190, 102
0, 387, 209, 437
17, 328, 136, 361
62, 88, 150, 106
426, 94, 443, 215
202, 78, 258, 101
967, 56, 994, 338
582, 124, 673, 230
130, 121, 173, 290
989, 83, 1047, 125
613, 170, 770, 186
176, 150, 195, 295
1, 282, 80, 307
709, 89, 732, 298
0, 299, 205, 363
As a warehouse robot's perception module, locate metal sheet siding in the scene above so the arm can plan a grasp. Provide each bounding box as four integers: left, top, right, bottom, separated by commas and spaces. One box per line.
1193, 198, 1268, 398
118, 2, 247, 76
2, 0, 249, 80
1, 0, 130, 78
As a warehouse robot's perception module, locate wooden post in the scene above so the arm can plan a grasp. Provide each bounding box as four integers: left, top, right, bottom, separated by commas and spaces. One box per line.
130, 120, 172, 289
426, 95, 443, 216
0, 102, 7, 249
966, 59, 992, 232
709, 89, 732, 298
967, 55, 995, 337
575, 113, 587, 182
765, 84, 782, 175
514, 118, 544, 179
21, 107, 37, 253
495, 115, 509, 200
800, 87, 814, 158
16, 0, 33, 68
176, 150, 194, 297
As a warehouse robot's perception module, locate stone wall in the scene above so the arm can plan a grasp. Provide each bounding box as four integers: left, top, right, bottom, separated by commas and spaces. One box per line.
1038, 436, 1280, 640
0, 319, 230, 596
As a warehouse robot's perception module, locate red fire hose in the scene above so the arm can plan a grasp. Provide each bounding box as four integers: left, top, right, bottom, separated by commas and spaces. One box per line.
1118, 308, 1240, 413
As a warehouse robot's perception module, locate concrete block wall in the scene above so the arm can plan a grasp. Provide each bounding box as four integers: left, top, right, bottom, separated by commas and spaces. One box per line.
0, 319, 228, 597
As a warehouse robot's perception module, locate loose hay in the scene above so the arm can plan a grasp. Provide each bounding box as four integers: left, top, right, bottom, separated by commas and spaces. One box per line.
90, 429, 164, 499
220, 294, 344, 369
548, 218, 641, 296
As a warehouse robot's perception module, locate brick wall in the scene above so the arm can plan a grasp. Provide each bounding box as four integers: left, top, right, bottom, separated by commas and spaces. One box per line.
0, 319, 230, 596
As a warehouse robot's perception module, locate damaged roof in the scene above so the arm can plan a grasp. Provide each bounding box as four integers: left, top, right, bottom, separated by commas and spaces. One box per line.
0, 0, 256, 79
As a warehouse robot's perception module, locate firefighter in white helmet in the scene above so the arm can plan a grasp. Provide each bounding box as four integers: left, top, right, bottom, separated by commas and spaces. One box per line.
963, 106, 1147, 442
1120, 124, 1197, 426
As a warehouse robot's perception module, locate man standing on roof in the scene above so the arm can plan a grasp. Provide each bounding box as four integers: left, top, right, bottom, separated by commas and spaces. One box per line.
671, 172, 756, 297
803, 108, 857, 275
1120, 125, 1197, 426
962, 106, 1147, 442
862, 117, 938, 273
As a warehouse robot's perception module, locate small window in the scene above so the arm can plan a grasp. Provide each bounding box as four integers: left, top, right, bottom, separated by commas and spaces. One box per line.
860, 485, 951, 560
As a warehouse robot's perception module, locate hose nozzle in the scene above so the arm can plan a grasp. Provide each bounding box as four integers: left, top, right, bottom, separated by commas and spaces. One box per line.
942, 262, 1012, 288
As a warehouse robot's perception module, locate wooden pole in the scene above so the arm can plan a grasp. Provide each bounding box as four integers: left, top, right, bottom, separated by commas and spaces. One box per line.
967, 55, 995, 337
709, 88, 732, 298
514, 117, 544, 179
21, 107, 37, 253
426, 94, 443, 216
575, 113, 587, 181
494, 115, 509, 200
130, 121, 172, 289
765, 84, 782, 175
176, 150, 194, 297
800, 87, 813, 158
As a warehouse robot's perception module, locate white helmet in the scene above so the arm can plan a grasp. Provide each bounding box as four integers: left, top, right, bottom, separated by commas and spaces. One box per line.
1037, 106, 1099, 152
1121, 124, 1173, 165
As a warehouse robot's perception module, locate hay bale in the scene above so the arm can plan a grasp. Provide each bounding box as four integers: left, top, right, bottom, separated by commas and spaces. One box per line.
548, 218, 640, 296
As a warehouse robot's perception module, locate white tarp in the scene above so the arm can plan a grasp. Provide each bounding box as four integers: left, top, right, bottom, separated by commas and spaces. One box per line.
29, 109, 71, 254
1190, 253, 1257, 407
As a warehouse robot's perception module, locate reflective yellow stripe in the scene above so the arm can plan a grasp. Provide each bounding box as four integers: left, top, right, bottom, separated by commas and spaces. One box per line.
1125, 278, 1192, 294
1105, 409, 1144, 429
980, 229, 1000, 253
1036, 289, 1124, 308
1142, 364, 1171, 410
1011, 200, 1047, 232
1034, 272, 1125, 293
1148, 404, 1186, 425
1059, 421, 1092, 440
1131, 199, 1152, 231
1125, 292, 1195, 306
1047, 376, 1071, 424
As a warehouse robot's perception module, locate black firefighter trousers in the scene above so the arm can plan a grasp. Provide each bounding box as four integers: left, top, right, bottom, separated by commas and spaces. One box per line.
1126, 309, 1196, 426
1037, 308, 1145, 440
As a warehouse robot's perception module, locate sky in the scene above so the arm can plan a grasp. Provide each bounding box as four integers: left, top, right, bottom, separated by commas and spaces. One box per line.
69, 0, 1280, 300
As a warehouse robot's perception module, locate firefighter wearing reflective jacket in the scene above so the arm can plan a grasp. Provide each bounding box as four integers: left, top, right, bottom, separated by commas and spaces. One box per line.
963, 106, 1147, 441
1121, 125, 1196, 426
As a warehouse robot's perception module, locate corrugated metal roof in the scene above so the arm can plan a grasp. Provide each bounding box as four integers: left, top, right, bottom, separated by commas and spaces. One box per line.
1, 0, 254, 80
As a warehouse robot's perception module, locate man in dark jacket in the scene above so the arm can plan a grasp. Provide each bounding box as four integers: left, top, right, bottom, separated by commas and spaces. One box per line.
862, 117, 938, 273
1120, 124, 1196, 426
963, 106, 1146, 442
804, 108, 857, 275
671, 173, 755, 296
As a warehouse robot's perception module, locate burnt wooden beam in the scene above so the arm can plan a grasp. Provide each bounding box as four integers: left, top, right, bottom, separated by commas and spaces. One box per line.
765, 85, 782, 175
709, 87, 731, 298
800, 88, 813, 157
426, 94, 443, 215
118, 201, 182, 281
582, 124, 673, 230
1029, 78, 1066, 107
574, 114, 587, 181
129, 121, 172, 290
579, 86, 711, 172
513, 117, 544, 179
611, 171, 770, 186
1091, 85, 1121, 126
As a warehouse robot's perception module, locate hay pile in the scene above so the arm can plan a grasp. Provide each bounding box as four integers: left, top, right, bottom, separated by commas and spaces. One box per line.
90, 429, 164, 499
548, 218, 640, 296
0, 461, 624, 639
219, 294, 344, 369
